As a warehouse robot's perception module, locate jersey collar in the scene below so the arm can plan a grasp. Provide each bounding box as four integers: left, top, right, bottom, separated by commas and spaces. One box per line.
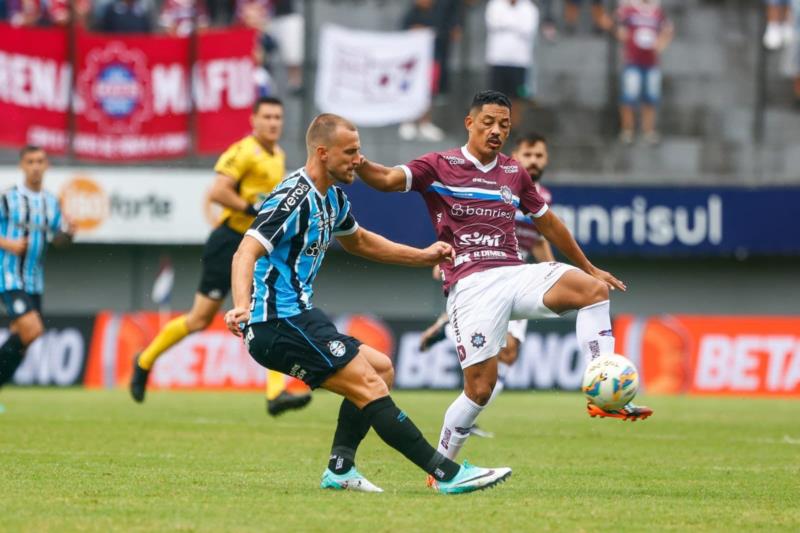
17, 181, 43, 198
300, 168, 326, 199
461, 145, 498, 174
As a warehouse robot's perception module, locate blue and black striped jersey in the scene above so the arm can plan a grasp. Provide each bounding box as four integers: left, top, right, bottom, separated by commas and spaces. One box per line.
245, 168, 358, 322
0, 185, 64, 294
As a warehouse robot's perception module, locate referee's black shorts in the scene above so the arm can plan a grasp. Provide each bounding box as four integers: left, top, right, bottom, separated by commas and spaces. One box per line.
244, 308, 362, 389
197, 224, 243, 300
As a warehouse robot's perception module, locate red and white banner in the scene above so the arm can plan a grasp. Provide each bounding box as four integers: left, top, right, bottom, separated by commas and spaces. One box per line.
0, 24, 256, 161
616, 315, 800, 396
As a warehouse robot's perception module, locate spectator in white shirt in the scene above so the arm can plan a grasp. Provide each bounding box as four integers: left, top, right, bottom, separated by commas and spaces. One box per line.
485, 0, 539, 128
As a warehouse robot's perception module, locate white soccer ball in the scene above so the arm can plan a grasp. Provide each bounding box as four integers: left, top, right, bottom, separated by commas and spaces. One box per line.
582, 354, 640, 410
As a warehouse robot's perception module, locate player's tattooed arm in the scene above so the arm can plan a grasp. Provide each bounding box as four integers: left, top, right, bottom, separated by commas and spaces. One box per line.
337, 227, 454, 267
534, 210, 626, 292
225, 236, 265, 336
354, 157, 408, 192
209, 173, 255, 213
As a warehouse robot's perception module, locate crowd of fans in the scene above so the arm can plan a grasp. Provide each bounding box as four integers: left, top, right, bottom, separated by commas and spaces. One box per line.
2, 1, 794, 139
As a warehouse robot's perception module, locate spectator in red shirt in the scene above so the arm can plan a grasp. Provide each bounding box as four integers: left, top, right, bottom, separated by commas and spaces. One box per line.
616, 0, 673, 145
159, 0, 210, 37
7, 0, 42, 26
48, 0, 92, 27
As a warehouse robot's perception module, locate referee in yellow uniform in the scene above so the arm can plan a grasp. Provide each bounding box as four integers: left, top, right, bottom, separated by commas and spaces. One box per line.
130, 96, 312, 415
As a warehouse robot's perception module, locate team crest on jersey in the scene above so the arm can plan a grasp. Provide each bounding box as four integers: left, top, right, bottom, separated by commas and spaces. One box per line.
443, 155, 465, 166
470, 332, 486, 349
501, 165, 519, 174
500, 185, 514, 205
328, 340, 346, 358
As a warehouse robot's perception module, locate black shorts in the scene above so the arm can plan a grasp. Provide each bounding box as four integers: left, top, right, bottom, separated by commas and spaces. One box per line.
198, 224, 243, 300
1, 290, 42, 319
489, 65, 529, 99
244, 308, 362, 389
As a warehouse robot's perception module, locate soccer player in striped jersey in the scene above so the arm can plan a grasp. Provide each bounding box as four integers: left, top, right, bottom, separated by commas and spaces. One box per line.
129, 97, 312, 415
224, 113, 511, 494
0, 146, 73, 408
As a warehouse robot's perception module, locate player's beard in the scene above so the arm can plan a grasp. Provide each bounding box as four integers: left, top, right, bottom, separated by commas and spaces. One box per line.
528, 166, 544, 183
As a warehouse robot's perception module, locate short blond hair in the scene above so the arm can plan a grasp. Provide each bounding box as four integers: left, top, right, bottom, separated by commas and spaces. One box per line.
306, 113, 357, 151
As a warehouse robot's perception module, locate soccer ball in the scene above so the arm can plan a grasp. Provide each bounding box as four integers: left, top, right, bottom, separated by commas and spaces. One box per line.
581, 354, 640, 410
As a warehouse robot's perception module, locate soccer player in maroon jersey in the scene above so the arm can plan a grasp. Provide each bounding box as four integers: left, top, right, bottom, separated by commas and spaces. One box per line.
357, 90, 653, 464
417, 132, 556, 421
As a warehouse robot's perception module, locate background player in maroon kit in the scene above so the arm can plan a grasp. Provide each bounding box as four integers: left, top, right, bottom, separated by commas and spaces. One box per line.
357, 90, 652, 466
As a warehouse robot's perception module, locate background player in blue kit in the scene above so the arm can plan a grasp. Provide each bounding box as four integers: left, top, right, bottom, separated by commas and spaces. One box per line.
0, 146, 73, 408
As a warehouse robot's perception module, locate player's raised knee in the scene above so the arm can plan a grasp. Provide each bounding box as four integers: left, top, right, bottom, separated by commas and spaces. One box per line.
585, 277, 609, 305
465, 380, 495, 406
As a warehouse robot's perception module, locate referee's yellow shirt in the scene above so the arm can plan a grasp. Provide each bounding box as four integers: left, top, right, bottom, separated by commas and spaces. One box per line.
213, 135, 286, 235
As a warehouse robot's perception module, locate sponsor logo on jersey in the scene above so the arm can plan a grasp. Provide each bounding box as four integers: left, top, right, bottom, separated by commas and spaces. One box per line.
305, 241, 322, 257
472, 177, 496, 185
501, 165, 519, 174
451, 203, 513, 221
280, 182, 311, 212
328, 340, 346, 358
443, 155, 465, 166
454, 223, 505, 249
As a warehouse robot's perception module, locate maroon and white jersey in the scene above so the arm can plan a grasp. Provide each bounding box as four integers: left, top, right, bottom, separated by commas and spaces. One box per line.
400, 146, 548, 292
514, 183, 552, 261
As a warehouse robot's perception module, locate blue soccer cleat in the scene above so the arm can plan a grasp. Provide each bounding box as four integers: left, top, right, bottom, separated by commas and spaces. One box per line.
429, 461, 512, 494
320, 467, 383, 493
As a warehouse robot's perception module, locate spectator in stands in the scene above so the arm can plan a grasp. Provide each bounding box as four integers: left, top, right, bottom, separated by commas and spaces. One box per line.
485, 0, 539, 129
7, 0, 42, 26
616, 0, 673, 145
99, 0, 153, 33
235, 0, 279, 96
398, 0, 446, 142
764, 0, 793, 50
564, 0, 611, 35
539, 0, 558, 42
49, 0, 93, 27
793, 0, 800, 104
268, 0, 304, 94
159, 0, 210, 37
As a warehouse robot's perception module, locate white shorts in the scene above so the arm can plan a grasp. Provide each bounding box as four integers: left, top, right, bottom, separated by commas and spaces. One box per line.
446, 262, 578, 369
506, 319, 528, 344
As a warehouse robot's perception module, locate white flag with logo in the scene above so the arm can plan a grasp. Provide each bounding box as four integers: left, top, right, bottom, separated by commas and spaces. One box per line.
315, 24, 435, 127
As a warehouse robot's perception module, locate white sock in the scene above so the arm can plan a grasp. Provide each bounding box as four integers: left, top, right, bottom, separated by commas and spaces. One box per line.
576, 300, 615, 362
487, 362, 510, 405
436, 392, 485, 460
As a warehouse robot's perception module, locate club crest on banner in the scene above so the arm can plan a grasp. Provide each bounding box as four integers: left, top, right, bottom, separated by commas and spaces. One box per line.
78, 42, 154, 134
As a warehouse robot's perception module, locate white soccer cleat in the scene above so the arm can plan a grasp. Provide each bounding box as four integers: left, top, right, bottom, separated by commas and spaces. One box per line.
320, 467, 384, 493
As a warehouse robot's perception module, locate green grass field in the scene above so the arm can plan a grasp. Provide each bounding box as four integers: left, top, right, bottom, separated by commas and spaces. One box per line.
1, 389, 798, 532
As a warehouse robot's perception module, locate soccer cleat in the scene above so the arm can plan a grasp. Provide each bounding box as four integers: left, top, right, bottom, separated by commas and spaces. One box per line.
587, 401, 653, 422
419, 315, 449, 352
129, 353, 150, 403
320, 467, 383, 493
469, 425, 494, 439
429, 461, 512, 495
267, 391, 312, 417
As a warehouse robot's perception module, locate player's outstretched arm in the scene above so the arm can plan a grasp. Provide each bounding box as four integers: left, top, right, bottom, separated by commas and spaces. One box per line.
355, 158, 409, 193
534, 210, 626, 292
225, 236, 266, 336
337, 227, 454, 267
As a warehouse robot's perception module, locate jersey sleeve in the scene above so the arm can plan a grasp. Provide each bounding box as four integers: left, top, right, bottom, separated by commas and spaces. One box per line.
244, 186, 308, 253
214, 141, 251, 182
518, 172, 549, 218
332, 188, 359, 236
398, 152, 438, 193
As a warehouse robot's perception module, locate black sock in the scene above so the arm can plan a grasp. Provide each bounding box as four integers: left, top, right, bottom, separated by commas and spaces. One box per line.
362, 396, 460, 482
0, 334, 25, 387
328, 399, 371, 474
